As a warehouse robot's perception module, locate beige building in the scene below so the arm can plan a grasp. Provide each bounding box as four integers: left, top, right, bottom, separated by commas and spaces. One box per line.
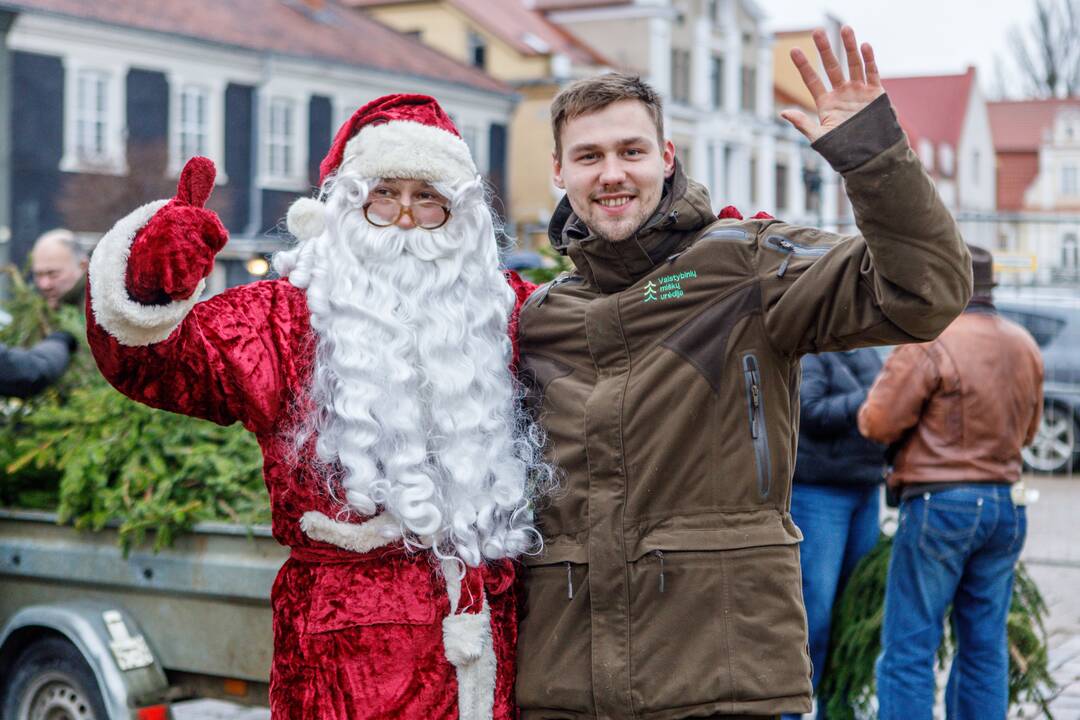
347, 0, 610, 248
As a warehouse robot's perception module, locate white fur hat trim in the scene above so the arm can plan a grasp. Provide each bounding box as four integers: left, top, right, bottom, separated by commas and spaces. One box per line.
339, 120, 477, 186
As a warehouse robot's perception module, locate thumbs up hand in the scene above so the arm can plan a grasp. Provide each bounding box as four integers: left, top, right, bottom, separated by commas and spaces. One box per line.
125, 157, 230, 304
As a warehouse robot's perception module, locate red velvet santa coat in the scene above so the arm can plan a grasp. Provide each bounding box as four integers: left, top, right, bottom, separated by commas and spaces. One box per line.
84, 166, 538, 719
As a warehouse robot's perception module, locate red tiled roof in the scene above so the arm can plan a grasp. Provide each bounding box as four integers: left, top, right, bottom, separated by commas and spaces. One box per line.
453, 0, 610, 66
996, 151, 1039, 211
0, 0, 512, 95
533, 0, 632, 10
347, 0, 610, 66
881, 67, 976, 154
987, 98, 1080, 152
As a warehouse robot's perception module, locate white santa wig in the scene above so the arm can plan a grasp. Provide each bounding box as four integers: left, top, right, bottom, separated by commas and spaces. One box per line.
273, 169, 553, 567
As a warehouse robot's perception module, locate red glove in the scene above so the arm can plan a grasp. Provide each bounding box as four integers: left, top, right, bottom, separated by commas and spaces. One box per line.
125, 157, 229, 305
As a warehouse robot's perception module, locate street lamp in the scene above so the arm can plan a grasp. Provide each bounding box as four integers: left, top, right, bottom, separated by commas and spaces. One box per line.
245, 255, 270, 277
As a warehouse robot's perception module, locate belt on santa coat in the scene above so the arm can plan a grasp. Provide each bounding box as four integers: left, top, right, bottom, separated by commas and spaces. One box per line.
297, 510, 503, 720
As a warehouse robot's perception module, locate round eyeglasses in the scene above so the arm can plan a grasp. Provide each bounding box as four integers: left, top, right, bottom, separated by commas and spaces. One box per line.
362, 197, 452, 230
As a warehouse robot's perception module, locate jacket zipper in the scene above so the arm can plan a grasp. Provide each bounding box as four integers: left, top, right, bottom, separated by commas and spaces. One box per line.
666, 227, 750, 264
742, 353, 772, 498
764, 235, 831, 278
532, 274, 582, 308
653, 550, 666, 593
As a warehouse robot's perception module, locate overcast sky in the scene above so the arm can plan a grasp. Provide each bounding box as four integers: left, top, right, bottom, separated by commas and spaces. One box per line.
761, 0, 1039, 98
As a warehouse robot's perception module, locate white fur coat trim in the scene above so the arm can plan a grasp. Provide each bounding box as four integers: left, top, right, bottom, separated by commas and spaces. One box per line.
441, 560, 497, 720
340, 120, 477, 187
88, 199, 207, 347
298, 511, 401, 553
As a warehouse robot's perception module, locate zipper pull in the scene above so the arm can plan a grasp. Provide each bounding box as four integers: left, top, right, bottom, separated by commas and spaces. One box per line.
566, 561, 574, 600
750, 383, 760, 438
654, 550, 665, 593
776, 240, 795, 278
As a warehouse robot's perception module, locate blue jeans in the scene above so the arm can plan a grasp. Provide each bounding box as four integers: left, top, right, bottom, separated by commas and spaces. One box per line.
783, 483, 881, 720
876, 484, 1026, 720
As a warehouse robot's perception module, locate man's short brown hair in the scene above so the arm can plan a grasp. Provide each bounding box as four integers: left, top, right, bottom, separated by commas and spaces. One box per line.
550, 72, 665, 159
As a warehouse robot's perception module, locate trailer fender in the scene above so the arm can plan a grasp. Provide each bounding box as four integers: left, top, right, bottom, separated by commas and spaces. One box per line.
0, 600, 169, 719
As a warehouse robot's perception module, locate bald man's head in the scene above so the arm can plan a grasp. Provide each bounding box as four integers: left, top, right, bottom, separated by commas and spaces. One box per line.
31, 229, 87, 309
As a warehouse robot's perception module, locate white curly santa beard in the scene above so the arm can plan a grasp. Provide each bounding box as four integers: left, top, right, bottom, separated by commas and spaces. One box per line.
274, 175, 544, 567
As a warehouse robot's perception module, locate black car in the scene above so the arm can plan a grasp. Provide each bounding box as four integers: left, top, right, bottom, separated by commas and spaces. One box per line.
997, 293, 1080, 475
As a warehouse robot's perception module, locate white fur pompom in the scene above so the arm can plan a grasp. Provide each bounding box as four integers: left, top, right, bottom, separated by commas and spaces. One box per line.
442, 611, 489, 665
287, 197, 326, 239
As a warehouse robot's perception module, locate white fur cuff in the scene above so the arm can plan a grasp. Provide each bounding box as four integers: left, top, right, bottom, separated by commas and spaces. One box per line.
298, 511, 401, 553
88, 199, 207, 346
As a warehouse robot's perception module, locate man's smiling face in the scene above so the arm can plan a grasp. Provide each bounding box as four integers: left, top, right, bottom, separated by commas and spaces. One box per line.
553, 99, 676, 243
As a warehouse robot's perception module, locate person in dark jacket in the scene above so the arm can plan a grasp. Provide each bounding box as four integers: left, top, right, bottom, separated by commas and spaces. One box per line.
783, 349, 887, 720
0, 331, 77, 398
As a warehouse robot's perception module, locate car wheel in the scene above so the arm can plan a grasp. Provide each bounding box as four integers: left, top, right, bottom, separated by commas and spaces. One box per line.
1022, 402, 1080, 475
0, 636, 107, 720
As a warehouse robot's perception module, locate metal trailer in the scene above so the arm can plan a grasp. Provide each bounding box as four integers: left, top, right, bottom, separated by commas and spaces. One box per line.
0, 508, 287, 719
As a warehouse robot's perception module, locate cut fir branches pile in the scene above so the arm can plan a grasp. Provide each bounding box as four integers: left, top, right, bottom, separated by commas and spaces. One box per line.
0, 267, 268, 552
821, 534, 1056, 719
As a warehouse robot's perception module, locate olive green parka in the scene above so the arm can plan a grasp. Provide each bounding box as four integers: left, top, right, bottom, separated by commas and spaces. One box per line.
515, 95, 973, 719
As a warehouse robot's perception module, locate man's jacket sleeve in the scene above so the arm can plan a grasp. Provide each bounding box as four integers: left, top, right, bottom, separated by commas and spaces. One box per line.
857, 344, 938, 445
1025, 353, 1045, 447
756, 94, 973, 356
0, 334, 72, 398
799, 354, 865, 436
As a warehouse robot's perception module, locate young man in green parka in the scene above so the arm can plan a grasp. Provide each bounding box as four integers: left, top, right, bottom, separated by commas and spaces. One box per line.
513, 26, 972, 720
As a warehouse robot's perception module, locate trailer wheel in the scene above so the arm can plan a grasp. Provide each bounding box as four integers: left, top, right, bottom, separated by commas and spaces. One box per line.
1, 636, 108, 720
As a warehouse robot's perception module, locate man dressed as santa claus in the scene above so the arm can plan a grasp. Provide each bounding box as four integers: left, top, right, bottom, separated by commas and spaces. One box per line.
85, 94, 550, 719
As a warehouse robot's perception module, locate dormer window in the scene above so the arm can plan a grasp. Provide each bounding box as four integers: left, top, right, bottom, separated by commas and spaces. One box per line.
468, 31, 486, 70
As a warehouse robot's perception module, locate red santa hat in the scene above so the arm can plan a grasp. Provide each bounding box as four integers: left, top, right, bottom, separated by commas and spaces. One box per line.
287, 94, 477, 240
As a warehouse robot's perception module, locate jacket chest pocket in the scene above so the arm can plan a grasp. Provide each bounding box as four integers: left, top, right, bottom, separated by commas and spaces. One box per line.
742, 352, 772, 498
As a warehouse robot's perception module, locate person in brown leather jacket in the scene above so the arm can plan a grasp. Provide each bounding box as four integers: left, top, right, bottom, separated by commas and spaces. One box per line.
858, 245, 1043, 720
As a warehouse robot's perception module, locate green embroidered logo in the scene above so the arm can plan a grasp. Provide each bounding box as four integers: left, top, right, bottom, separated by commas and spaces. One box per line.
643, 270, 697, 302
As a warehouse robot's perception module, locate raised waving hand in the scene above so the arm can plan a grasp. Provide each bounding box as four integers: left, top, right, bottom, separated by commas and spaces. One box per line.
780, 26, 885, 143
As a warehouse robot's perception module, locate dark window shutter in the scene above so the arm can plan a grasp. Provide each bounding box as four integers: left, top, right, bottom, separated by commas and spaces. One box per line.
487, 122, 508, 220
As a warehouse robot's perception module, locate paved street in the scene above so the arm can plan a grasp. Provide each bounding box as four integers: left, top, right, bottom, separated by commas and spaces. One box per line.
1016, 474, 1080, 719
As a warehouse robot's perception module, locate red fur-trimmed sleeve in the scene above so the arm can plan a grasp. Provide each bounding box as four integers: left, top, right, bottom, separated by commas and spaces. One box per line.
503, 270, 538, 371
87, 279, 311, 434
